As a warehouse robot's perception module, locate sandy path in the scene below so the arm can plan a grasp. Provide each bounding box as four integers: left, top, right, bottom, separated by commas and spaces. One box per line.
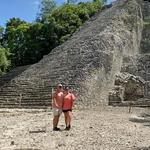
0, 107, 150, 150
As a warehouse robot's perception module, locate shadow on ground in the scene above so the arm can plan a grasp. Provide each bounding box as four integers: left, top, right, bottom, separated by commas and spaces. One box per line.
129, 113, 150, 127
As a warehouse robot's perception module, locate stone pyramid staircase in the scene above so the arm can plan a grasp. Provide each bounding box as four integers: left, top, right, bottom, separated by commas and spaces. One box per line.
0, 0, 150, 108
0, 67, 52, 108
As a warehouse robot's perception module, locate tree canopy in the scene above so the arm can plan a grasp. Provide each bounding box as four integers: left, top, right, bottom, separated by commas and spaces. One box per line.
0, 0, 103, 75
36, 0, 57, 21
0, 47, 10, 75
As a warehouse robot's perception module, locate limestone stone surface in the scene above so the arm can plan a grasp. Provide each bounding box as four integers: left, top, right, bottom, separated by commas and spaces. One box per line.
0, 0, 150, 108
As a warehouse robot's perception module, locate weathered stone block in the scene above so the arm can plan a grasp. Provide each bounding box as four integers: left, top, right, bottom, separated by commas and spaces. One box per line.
109, 73, 146, 105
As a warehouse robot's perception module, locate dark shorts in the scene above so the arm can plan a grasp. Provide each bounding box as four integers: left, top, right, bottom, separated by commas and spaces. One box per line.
63, 109, 72, 112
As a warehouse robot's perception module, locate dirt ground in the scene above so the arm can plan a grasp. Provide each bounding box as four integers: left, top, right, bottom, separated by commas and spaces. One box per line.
0, 106, 150, 150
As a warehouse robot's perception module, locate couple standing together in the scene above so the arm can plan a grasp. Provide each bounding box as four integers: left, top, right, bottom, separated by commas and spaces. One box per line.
52, 84, 75, 131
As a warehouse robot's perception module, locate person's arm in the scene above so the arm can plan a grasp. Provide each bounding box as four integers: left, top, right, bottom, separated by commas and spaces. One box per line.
70, 94, 75, 109
51, 92, 54, 109
52, 92, 59, 108
72, 94, 75, 101
50, 88, 54, 108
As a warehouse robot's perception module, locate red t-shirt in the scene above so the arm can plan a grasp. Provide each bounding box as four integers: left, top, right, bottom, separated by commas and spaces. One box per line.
62, 93, 75, 110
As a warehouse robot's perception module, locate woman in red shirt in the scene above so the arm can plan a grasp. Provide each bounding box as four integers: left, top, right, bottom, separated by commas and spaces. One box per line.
63, 86, 75, 130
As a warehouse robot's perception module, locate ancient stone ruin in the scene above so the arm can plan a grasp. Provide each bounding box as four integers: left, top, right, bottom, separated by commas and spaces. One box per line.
0, 0, 150, 108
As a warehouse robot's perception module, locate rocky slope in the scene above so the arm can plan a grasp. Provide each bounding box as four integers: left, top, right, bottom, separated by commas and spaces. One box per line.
0, 0, 149, 108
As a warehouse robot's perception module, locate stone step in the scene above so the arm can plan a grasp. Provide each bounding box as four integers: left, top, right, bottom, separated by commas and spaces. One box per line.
0, 95, 20, 97
0, 101, 51, 105
20, 102, 51, 105
1, 80, 67, 89
0, 91, 50, 94
0, 99, 51, 103
0, 100, 50, 105
23, 96, 51, 100
0, 90, 20, 93
0, 66, 30, 83
0, 105, 48, 109
21, 98, 51, 101
0, 97, 18, 101
0, 95, 50, 99
0, 105, 49, 109
109, 99, 150, 107
0, 88, 51, 92
0, 85, 18, 88
0, 97, 50, 101
111, 103, 150, 107
0, 101, 50, 105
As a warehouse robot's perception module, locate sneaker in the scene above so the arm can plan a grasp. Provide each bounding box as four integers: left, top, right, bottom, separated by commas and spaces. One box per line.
53, 127, 60, 131
65, 125, 71, 131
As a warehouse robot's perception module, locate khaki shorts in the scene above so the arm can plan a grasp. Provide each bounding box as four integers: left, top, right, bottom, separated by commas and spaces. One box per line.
53, 108, 62, 116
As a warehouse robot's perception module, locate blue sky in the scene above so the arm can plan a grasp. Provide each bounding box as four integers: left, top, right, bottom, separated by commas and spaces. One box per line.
0, 0, 114, 27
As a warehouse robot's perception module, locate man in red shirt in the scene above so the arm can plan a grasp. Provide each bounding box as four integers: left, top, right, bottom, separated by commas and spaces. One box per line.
62, 86, 75, 130
52, 84, 63, 131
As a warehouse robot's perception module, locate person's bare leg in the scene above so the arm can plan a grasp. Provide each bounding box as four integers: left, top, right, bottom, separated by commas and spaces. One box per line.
68, 111, 72, 127
53, 115, 59, 128
65, 111, 72, 130
64, 113, 68, 127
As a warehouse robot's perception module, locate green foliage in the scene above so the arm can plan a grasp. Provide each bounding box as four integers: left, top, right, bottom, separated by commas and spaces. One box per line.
37, 0, 56, 21
21, 20, 58, 65
0, 26, 4, 45
0, 26, 4, 39
4, 18, 30, 66
0, 47, 10, 75
3, 17, 59, 66
51, 4, 82, 43
2, 0, 102, 68
51, 1, 102, 43
78, 1, 102, 18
